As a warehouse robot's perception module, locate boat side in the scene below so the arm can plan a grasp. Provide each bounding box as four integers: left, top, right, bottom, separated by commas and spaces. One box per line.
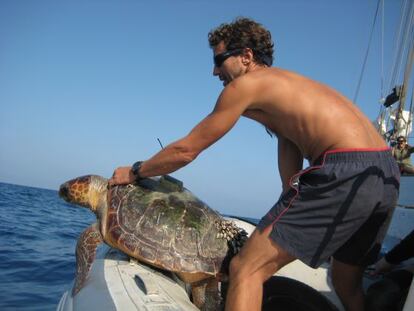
57, 212, 413, 311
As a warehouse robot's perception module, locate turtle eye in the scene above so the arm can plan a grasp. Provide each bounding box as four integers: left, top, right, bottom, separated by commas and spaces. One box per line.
59, 183, 70, 200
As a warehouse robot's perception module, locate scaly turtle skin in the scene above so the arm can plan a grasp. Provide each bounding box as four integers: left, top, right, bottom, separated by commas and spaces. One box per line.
59, 175, 247, 310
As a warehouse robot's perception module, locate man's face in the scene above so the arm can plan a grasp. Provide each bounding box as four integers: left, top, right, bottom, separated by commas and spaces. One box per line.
397, 138, 407, 148
212, 41, 245, 87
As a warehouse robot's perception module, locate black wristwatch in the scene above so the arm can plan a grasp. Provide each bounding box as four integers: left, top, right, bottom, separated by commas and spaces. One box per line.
131, 161, 144, 181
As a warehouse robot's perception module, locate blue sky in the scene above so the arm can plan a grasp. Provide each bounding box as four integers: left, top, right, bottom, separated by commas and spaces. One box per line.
0, 0, 406, 218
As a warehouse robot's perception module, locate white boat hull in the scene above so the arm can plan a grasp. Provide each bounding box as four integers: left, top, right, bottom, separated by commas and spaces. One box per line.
57, 212, 414, 310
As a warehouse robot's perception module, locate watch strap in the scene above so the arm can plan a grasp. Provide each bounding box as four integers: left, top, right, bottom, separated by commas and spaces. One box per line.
131, 161, 143, 181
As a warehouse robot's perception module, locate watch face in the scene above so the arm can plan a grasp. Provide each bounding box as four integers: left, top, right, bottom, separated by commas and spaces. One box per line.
132, 161, 142, 178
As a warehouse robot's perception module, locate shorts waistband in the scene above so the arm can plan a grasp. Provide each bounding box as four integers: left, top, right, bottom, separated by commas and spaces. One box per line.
313, 147, 392, 165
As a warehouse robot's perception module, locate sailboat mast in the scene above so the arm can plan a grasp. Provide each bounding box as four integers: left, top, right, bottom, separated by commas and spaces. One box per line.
399, 40, 414, 112
395, 39, 414, 140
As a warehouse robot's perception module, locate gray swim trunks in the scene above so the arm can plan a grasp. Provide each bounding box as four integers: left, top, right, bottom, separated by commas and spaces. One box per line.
257, 148, 400, 268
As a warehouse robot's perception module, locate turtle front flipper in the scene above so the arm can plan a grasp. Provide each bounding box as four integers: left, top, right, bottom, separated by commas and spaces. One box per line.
72, 223, 103, 296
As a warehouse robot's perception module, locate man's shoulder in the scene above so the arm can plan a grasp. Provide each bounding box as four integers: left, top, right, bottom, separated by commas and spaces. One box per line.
231, 67, 288, 90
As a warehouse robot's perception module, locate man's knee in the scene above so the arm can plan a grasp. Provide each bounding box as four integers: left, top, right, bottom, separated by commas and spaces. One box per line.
228, 254, 269, 286
228, 250, 292, 284
228, 254, 251, 282
227, 227, 296, 285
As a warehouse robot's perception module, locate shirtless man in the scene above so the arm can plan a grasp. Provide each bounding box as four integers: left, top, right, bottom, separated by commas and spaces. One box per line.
110, 18, 400, 311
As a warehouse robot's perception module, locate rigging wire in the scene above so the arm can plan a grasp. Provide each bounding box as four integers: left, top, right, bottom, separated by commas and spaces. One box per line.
353, 0, 414, 143
353, 0, 382, 104
379, 0, 414, 143
388, 0, 410, 92
407, 86, 414, 138
382, 0, 409, 138
381, 0, 385, 99
401, 34, 414, 138
376, 0, 386, 138
396, 2, 414, 90
395, 4, 414, 140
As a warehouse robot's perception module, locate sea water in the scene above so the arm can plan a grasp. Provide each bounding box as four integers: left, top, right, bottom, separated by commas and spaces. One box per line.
0, 178, 413, 311
0, 182, 94, 311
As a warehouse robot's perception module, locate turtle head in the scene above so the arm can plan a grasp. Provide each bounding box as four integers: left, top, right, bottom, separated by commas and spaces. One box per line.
59, 175, 108, 213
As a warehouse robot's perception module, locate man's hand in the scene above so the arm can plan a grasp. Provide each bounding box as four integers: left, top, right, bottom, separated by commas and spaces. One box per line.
371, 257, 395, 276
108, 166, 135, 186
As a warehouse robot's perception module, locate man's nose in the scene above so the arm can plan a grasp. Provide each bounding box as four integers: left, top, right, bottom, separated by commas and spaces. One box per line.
213, 66, 220, 76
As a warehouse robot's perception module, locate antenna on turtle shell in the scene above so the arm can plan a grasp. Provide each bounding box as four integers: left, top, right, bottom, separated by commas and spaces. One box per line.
156, 138, 184, 191
157, 138, 164, 149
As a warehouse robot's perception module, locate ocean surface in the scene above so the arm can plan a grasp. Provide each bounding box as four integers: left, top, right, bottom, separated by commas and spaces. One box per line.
0, 178, 413, 311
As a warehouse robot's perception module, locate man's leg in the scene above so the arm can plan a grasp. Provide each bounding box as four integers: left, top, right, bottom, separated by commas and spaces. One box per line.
331, 259, 365, 311
225, 225, 296, 311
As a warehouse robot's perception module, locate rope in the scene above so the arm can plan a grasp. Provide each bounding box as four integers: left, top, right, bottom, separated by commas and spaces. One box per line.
397, 203, 414, 209
353, 0, 382, 104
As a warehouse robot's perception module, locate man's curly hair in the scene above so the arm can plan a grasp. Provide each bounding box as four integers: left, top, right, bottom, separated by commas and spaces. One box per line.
208, 17, 274, 66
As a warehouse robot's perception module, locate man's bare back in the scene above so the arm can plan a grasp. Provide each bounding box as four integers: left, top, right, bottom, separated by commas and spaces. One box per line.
222, 67, 386, 163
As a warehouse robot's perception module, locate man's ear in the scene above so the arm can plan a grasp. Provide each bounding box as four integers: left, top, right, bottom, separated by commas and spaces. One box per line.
241, 48, 254, 66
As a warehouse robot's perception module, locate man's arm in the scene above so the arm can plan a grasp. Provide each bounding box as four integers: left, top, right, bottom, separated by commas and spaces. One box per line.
277, 135, 303, 193
373, 230, 414, 275
385, 230, 414, 264
137, 99, 246, 176
109, 81, 253, 185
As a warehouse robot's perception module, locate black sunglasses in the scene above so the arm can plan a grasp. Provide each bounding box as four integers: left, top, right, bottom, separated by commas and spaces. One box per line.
214, 49, 244, 67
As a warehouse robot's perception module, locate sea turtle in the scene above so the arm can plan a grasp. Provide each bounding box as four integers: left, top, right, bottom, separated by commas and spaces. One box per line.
59, 174, 247, 310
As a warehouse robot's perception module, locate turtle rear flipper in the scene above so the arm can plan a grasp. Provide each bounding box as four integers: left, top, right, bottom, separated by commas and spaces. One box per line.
72, 223, 103, 296
191, 278, 222, 311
